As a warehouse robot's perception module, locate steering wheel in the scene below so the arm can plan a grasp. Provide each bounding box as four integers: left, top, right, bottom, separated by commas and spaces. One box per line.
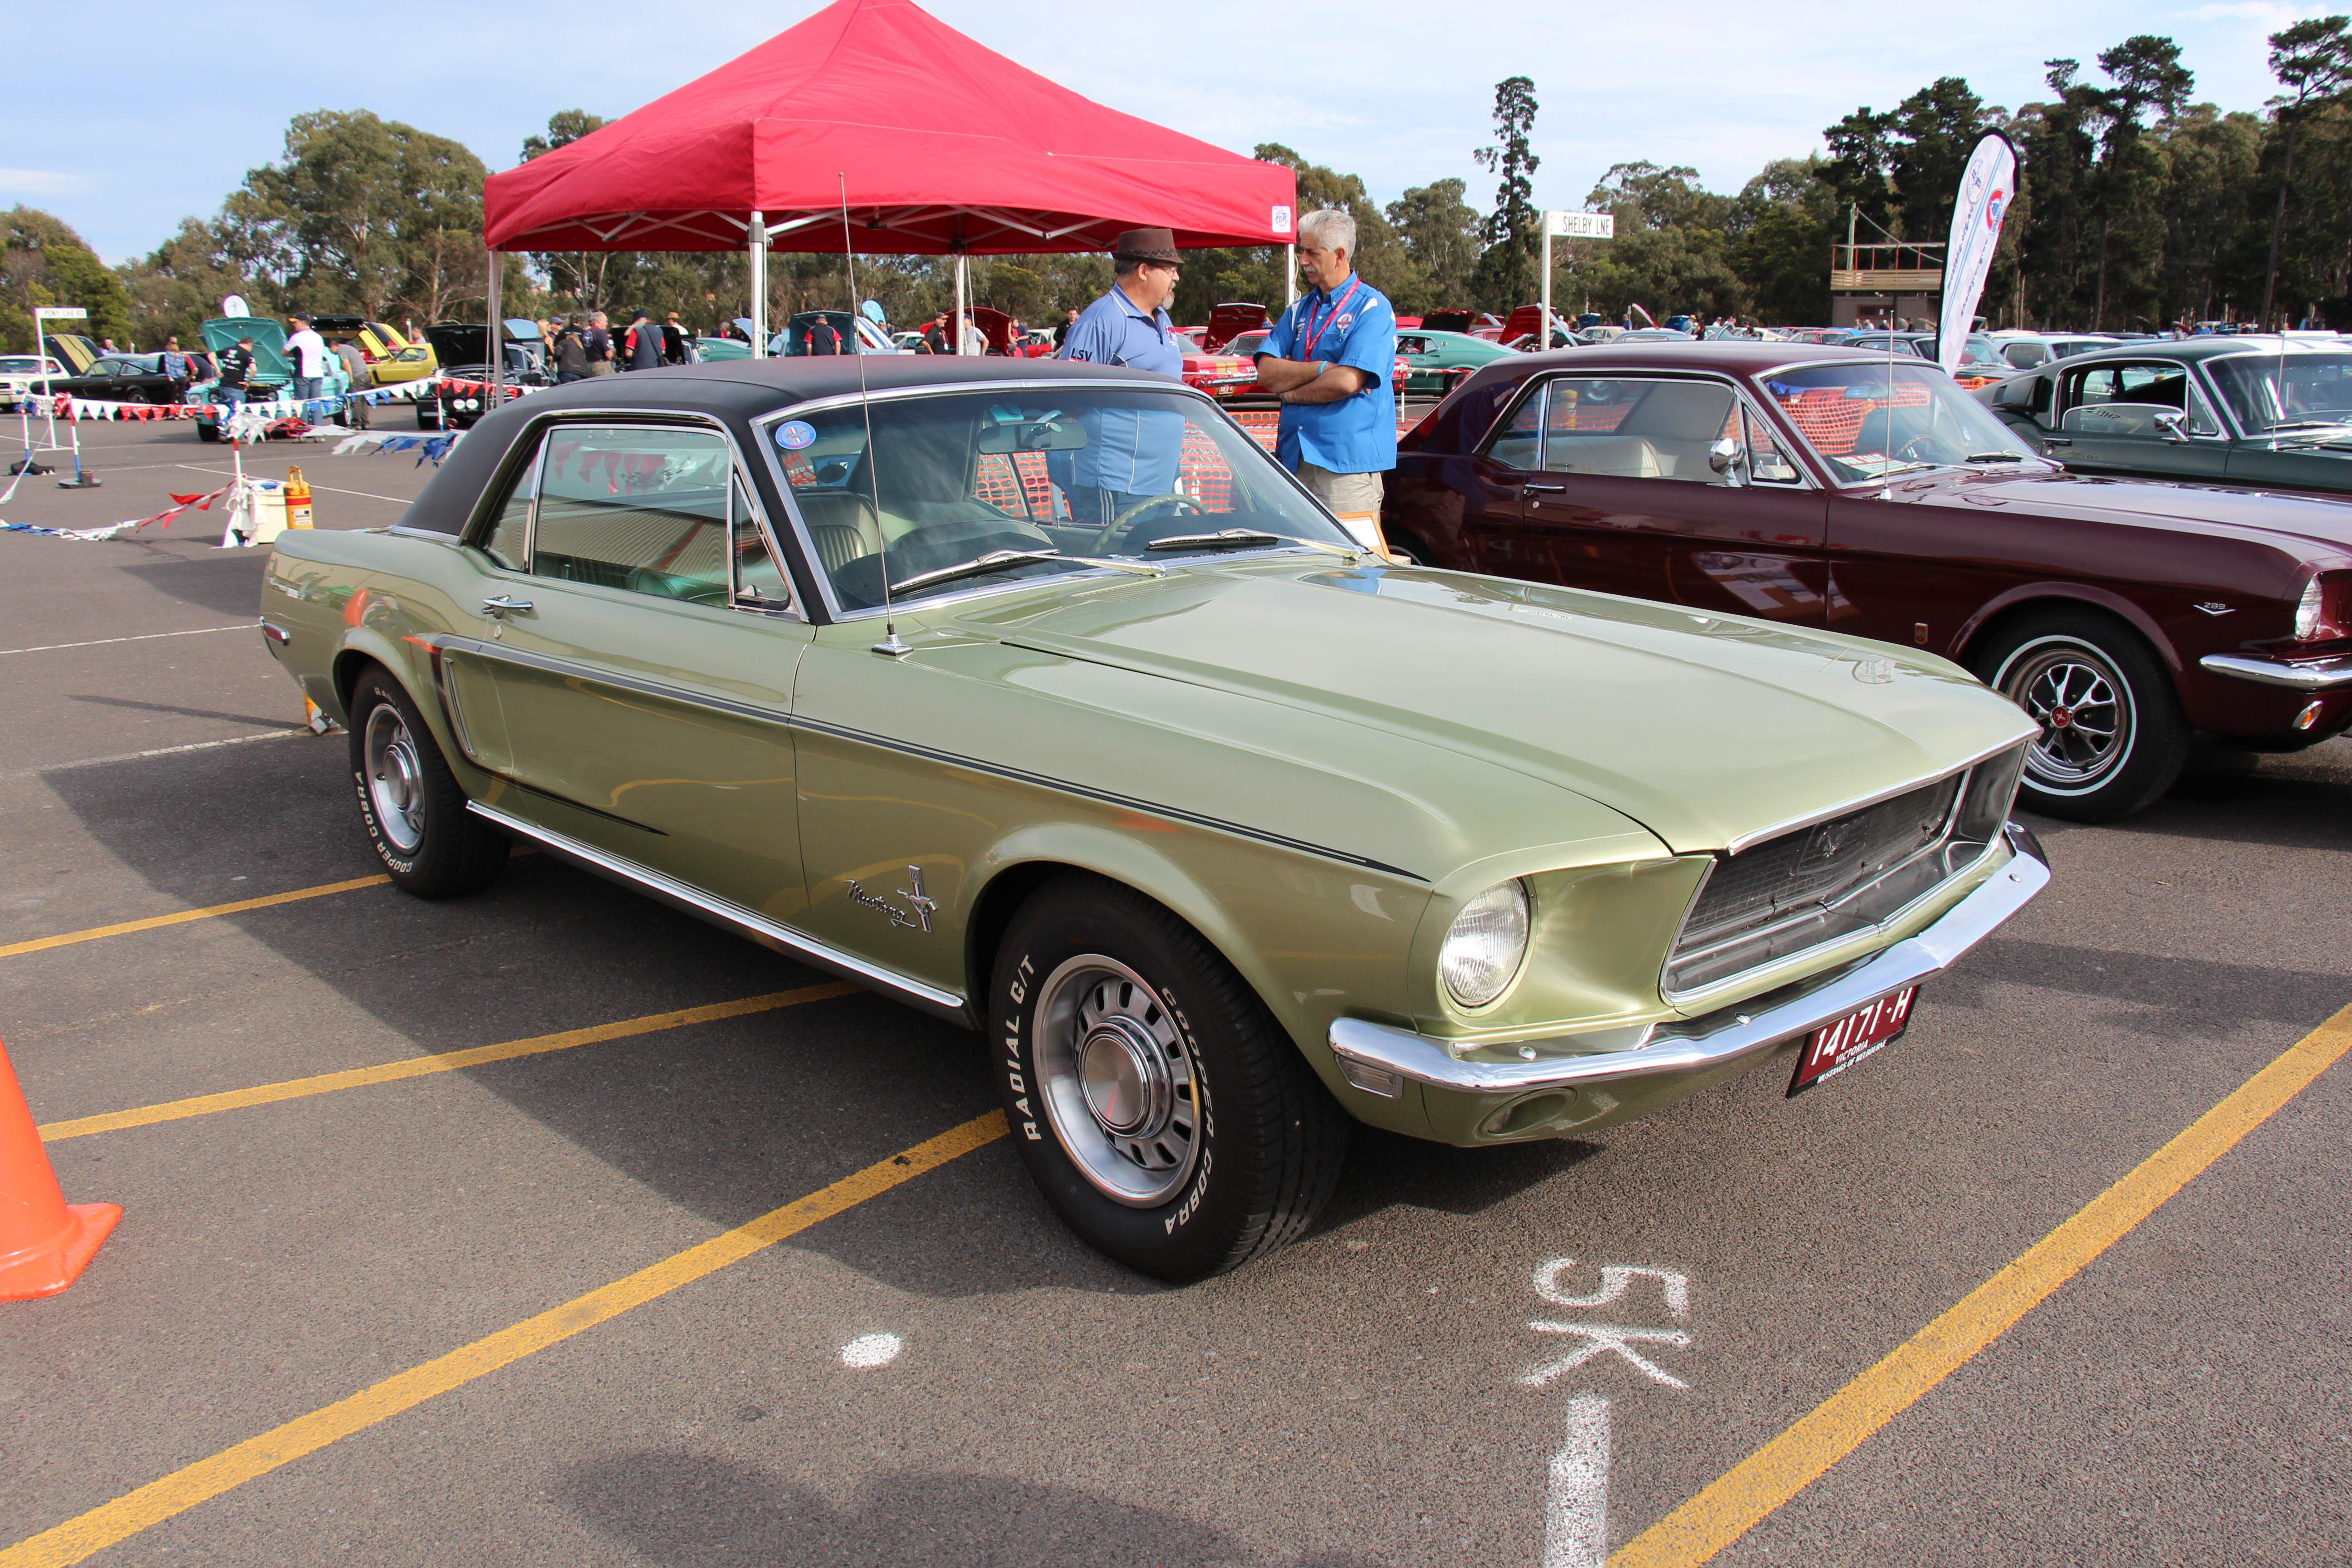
1092, 493, 1204, 551
1894, 433, 1937, 461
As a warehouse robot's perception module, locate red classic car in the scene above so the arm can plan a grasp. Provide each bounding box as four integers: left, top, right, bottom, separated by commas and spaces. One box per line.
1382, 343, 2352, 820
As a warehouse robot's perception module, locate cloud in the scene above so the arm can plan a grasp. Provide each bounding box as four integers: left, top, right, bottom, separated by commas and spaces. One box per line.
0, 168, 76, 195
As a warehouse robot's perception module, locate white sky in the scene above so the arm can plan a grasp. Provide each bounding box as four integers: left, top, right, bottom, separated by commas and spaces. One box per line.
12, 0, 2330, 263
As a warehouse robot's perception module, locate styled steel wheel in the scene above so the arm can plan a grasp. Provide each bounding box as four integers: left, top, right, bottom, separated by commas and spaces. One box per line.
1976, 611, 2188, 822
345, 667, 509, 897
361, 703, 428, 855
1999, 637, 2132, 793
1033, 956, 1200, 1207
991, 873, 1348, 1280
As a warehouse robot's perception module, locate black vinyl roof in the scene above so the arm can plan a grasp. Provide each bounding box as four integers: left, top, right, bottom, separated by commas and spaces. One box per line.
396, 357, 1168, 536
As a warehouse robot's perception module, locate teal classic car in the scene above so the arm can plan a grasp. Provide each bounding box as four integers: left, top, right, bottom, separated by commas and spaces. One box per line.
191, 316, 353, 440
258, 359, 2046, 1279
1396, 328, 1519, 396
1977, 336, 2352, 494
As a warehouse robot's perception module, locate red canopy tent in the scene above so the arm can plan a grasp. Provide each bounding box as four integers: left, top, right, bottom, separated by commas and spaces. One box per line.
482, 0, 1297, 356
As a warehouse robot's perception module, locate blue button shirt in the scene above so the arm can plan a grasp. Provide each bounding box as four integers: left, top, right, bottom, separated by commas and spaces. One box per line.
1057, 284, 1186, 494
1259, 274, 1397, 474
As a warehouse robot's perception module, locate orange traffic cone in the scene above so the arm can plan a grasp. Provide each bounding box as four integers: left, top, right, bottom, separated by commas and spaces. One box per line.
0, 1040, 119, 1300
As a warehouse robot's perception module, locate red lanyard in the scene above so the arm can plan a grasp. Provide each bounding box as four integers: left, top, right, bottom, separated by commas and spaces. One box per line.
1298, 277, 1363, 361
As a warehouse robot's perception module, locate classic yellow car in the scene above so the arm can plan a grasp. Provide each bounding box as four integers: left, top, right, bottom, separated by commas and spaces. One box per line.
258, 359, 2047, 1279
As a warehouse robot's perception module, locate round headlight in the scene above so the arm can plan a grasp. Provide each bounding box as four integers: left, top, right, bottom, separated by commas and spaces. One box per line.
2295, 577, 2324, 640
1440, 879, 1531, 1009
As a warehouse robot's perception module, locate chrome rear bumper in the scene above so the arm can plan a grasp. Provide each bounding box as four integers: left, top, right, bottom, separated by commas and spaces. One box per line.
1328, 822, 2050, 1099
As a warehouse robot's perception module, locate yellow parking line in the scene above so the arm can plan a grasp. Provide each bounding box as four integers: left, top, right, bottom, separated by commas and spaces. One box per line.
39, 983, 861, 1142
0, 1110, 1009, 1568
1612, 1000, 2352, 1568
0, 876, 389, 960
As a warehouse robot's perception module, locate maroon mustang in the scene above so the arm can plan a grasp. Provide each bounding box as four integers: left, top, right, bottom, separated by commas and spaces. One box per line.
1382, 343, 2352, 821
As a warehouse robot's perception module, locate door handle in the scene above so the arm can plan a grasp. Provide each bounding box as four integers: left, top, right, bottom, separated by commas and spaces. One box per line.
1523, 481, 1567, 494
2041, 436, 2072, 448
480, 594, 534, 618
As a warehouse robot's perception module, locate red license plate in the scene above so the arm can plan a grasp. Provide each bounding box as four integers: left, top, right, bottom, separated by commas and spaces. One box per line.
1788, 986, 1919, 1095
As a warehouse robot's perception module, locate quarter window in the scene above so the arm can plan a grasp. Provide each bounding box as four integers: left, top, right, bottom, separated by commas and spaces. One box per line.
1484, 384, 1548, 470
1741, 404, 1804, 484
477, 446, 539, 570
532, 426, 735, 603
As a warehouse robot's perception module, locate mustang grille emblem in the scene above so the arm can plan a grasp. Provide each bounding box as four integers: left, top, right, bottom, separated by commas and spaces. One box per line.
844, 865, 936, 933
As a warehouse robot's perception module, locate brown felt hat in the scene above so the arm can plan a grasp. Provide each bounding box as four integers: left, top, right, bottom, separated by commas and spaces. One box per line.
1111, 226, 1181, 267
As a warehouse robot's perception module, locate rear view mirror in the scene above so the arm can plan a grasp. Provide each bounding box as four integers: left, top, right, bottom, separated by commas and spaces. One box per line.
975, 420, 1089, 454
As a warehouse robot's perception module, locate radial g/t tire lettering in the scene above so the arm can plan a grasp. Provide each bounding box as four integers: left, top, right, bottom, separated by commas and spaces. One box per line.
347, 666, 508, 897
990, 873, 1348, 1281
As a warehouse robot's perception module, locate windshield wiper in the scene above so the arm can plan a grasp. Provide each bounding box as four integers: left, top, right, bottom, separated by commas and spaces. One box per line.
1143, 528, 1360, 560
2265, 418, 2352, 432
888, 548, 1161, 597
1964, 451, 2029, 463
889, 549, 1064, 595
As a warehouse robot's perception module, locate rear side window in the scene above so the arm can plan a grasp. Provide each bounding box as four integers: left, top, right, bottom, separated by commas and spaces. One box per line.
532, 426, 734, 603
1484, 385, 1547, 470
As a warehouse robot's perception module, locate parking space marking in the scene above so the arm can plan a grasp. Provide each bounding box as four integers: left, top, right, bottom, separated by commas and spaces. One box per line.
0, 626, 251, 656
38, 982, 860, 1142
0, 729, 302, 784
0, 1110, 1009, 1568
1610, 1000, 2352, 1568
0, 873, 391, 960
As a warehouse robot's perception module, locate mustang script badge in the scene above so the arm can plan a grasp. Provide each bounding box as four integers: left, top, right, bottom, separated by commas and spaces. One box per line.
843, 865, 936, 933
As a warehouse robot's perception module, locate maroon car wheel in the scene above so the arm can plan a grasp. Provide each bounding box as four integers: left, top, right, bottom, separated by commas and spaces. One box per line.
1979, 612, 2188, 822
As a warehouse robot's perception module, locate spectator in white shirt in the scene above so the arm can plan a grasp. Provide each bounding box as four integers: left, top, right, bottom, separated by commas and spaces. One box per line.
284, 315, 331, 402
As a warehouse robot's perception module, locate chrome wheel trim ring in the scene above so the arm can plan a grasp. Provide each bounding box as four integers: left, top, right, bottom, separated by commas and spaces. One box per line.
1996, 635, 2136, 794
1033, 954, 1200, 1208
362, 703, 428, 854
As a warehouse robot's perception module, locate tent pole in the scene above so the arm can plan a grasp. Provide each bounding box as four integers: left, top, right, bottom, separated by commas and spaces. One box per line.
1285, 244, 1296, 307
486, 247, 503, 406
955, 253, 968, 353
750, 211, 768, 358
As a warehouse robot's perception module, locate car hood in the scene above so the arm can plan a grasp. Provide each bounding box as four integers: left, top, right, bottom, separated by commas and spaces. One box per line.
1906, 466, 2352, 557
942, 560, 2033, 856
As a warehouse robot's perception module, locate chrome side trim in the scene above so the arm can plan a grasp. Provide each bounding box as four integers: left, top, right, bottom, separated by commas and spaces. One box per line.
385, 524, 463, 545
1723, 732, 2031, 855
434, 635, 796, 731
2198, 652, 2352, 691
432, 634, 1424, 881
466, 800, 969, 1025
1326, 822, 2048, 1098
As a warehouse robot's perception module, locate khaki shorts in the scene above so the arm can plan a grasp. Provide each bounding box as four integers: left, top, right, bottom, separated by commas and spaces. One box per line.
1295, 461, 1386, 550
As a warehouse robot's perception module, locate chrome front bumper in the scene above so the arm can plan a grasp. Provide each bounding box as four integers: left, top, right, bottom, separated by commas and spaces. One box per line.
1328, 822, 2050, 1100
2198, 652, 2352, 691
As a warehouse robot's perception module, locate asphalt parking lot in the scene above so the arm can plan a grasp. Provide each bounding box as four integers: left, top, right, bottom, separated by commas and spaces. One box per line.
3, 416, 2348, 1567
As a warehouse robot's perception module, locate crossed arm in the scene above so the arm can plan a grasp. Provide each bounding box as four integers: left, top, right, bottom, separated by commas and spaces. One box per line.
1253, 355, 1371, 404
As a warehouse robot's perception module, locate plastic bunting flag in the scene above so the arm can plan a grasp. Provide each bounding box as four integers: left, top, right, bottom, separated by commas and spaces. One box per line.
0, 481, 233, 541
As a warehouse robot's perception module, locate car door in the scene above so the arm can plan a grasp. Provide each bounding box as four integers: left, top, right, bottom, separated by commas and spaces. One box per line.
455, 418, 817, 922
2047, 359, 2230, 480
1484, 373, 1831, 624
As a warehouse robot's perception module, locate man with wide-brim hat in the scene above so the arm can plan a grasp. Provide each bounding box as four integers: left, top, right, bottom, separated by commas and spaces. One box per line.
1054, 226, 1188, 529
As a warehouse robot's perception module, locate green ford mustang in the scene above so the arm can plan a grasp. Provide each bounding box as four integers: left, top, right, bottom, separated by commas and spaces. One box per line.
259, 358, 2046, 1279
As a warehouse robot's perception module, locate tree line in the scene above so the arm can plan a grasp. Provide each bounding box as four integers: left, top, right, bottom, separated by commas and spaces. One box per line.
6, 18, 2349, 357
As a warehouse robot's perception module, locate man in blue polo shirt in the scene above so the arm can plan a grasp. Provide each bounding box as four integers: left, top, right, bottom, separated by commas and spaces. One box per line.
1055, 226, 1187, 528
1251, 209, 1396, 536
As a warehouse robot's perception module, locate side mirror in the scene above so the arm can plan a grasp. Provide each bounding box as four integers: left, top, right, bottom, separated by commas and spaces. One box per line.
1707, 437, 1745, 483
2152, 410, 2190, 443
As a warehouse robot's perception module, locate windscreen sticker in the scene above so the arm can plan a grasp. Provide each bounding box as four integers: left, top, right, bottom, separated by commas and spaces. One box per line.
775, 420, 817, 451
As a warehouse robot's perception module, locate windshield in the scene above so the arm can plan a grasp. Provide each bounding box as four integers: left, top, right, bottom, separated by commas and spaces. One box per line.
2205, 353, 2352, 431
767, 387, 1357, 612
1760, 361, 2036, 482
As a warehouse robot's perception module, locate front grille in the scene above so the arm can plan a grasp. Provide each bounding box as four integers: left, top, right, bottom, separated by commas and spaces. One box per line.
1662, 747, 2025, 999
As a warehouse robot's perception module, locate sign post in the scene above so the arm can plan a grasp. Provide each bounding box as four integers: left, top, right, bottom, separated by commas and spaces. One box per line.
1541, 212, 1615, 348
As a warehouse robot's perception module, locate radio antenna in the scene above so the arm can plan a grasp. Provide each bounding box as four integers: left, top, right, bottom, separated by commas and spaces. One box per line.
841, 173, 906, 657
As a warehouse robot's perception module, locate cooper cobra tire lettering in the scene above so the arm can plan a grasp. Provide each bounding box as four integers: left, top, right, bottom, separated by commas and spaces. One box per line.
986, 872, 1348, 1282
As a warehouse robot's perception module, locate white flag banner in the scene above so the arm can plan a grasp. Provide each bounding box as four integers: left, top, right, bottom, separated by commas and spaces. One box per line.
1939, 132, 2019, 376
